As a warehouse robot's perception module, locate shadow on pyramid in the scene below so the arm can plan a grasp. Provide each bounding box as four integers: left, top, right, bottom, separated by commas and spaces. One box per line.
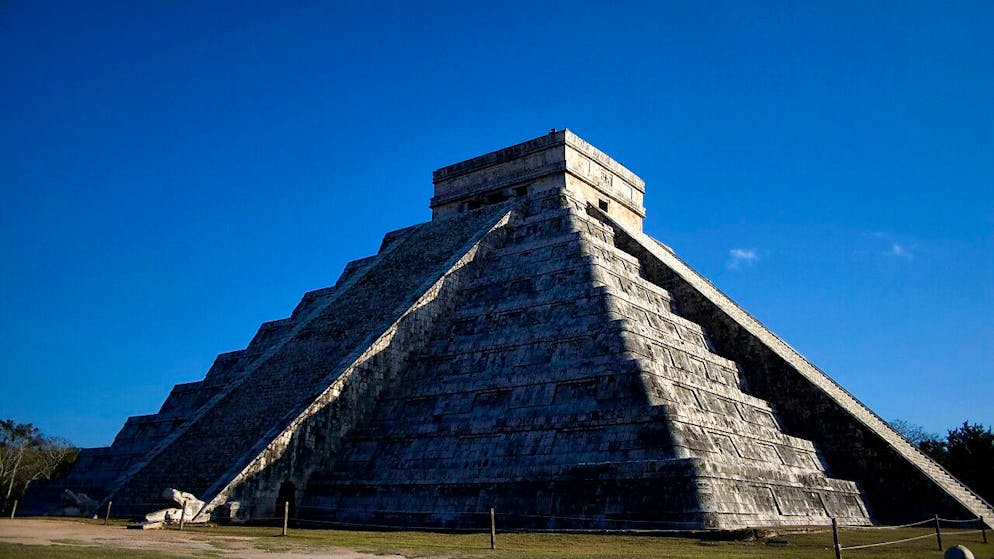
23, 130, 992, 530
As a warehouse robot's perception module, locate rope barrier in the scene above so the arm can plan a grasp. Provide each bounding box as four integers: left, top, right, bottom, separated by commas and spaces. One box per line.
297, 505, 490, 516
211, 505, 713, 534
496, 527, 707, 534
49, 495, 993, 550
494, 512, 683, 525
836, 516, 985, 554
840, 517, 935, 530
840, 531, 937, 550
943, 529, 984, 537
298, 506, 661, 523
298, 505, 692, 527
292, 516, 705, 534
86, 502, 985, 530
293, 517, 485, 532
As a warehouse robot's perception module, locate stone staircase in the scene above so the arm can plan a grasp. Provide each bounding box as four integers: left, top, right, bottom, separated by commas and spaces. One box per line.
100, 203, 514, 516
599, 208, 994, 527
297, 191, 871, 529
839, 390, 994, 524
301, 192, 709, 528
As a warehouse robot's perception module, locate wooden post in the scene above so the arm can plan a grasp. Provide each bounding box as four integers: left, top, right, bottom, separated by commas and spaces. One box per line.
981, 516, 987, 544
934, 514, 942, 551
490, 507, 496, 550
179, 502, 187, 531
282, 501, 289, 537
9, 500, 17, 519
831, 517, 842, 559
104, 501, 112, 525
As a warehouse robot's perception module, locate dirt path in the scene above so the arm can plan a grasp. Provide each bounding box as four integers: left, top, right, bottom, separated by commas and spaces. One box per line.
0, 518, 408, 558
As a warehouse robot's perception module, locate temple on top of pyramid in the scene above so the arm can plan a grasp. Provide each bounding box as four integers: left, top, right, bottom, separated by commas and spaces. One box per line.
23, 129, 993, 530
431, 129, 645, 230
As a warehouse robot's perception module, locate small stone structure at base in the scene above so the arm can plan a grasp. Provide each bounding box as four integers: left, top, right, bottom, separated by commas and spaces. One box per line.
22, 130, 993, 530
142, 489, 206, 525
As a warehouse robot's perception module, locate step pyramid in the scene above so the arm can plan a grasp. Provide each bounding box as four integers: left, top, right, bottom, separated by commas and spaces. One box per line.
28, 130, 992, 529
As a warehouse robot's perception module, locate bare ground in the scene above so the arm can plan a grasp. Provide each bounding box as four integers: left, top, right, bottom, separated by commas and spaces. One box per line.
0, 518, 407, 559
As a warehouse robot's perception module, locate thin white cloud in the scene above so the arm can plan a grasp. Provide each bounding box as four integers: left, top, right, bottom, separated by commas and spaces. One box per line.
885, 242, 913, 259
863, 231, 917, 261
727, 248, 759, 269
886, 243, 911, 258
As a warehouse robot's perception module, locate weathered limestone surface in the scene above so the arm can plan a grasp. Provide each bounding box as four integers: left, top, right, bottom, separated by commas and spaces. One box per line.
604, 213, 994, 524
25, 129, 992, 529
60, 203, 514, 518
301, 190, 867, 529
431, 130, 645, 231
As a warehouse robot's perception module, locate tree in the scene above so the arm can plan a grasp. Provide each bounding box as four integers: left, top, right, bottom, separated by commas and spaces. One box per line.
917, 437, 948, 463
0, 420, 77, 511
890, 419, 942, 447
943, 422, 994, 504
891, 419, 994, 505
0, 420, 40, 509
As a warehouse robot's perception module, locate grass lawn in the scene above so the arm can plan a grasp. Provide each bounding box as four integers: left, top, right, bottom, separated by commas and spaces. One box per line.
1, 518, 991, 559
256, 526, 992, 558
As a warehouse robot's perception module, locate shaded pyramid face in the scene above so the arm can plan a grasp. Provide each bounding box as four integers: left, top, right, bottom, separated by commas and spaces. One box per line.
300, 190, 869, 529
30, 130, 991, 529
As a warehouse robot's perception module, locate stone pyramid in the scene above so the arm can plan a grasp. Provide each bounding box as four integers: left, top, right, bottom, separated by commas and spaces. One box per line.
29, 130, 993, 529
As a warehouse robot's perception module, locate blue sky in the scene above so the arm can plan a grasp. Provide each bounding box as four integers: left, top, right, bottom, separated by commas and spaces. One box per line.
1, 1, 991, 448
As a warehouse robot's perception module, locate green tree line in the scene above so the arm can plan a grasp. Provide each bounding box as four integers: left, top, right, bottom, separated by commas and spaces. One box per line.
0, 419, 78, 512
891, 419, 994, 505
